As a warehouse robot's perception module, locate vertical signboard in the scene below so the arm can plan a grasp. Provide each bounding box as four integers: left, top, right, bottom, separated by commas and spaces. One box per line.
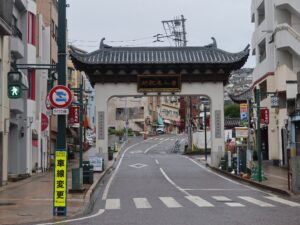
54, 151, 67, 208
240, 103, 248, 122
68, 106, 79, 124
98, 111, 105, 140
215, 110, 222, 138
260, 108, 269, 125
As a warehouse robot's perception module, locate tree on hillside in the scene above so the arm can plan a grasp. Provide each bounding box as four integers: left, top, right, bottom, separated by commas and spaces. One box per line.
224, 104, 240, 118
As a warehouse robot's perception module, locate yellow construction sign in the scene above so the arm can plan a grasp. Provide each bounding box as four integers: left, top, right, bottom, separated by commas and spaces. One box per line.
54, 151, 67, 207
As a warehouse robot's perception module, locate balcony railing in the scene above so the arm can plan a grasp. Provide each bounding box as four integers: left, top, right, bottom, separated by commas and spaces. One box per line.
0, 0, 13, 35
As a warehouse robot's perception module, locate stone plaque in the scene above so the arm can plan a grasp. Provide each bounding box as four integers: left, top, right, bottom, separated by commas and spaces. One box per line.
98, 111, 105, 140
215, 110, 222, 138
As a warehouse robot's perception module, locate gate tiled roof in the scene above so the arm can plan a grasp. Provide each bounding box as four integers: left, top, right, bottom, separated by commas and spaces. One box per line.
70, 38, 249, 65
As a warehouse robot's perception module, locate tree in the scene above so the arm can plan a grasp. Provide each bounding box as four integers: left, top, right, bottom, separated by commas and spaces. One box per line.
224, 104, 240, 118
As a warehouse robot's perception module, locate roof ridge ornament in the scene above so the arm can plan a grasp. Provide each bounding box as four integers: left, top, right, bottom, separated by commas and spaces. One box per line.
99, 37, 112, 50
204, 37, 217, 48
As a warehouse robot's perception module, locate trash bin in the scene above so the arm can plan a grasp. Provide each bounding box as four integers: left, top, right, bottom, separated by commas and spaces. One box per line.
108, 147, 114, 161
82, 161, 94, 184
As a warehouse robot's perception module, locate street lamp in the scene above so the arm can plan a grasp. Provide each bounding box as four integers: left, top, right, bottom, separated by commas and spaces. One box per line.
201, 103, 208, 161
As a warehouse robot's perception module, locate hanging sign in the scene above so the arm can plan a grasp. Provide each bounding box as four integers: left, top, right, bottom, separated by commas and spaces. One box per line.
68, 106, 79, 124
54, 151, 67, 207
260, 108, 269, 125
41, 113, 49, 132
240, 103, 248, 122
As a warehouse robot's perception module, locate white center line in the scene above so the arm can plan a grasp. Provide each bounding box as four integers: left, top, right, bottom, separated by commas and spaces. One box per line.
155, 159, 159, 165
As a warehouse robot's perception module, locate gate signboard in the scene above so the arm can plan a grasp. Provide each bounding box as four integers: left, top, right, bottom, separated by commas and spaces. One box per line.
137, 75, 181, 92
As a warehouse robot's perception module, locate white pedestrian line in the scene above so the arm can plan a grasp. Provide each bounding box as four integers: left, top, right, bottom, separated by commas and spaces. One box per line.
155, 159, 159, 165
183, 188, 247, 191
212, 196, 231, 202
265, 196, 300, 207
159, 197, 182, 208
170, 138, 174, 140
133, 198, 152, 209
226, 202, 245, 207
105, 199, 121, 209
185, 195, 214, 207
159, 138, 164, 141
238, 196, 275, 207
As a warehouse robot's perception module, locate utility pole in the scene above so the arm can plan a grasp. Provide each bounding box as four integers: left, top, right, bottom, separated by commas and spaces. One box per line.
54, 0, 67, 216
256, 89, 262, 182
161, 15, 187, 47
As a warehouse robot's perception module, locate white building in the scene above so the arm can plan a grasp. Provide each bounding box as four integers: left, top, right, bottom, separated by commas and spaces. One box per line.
251, 0, 300, 165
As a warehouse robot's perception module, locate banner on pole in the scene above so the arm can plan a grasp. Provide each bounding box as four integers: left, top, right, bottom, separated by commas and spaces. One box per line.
240, 103, 248, 122
54, 151, 67, 207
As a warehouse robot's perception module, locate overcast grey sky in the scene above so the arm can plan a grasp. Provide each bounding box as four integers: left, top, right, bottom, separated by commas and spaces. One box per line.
67, 0, 255, 68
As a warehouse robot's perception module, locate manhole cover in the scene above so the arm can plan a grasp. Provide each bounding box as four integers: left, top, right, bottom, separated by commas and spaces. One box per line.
0, 202, 16, 206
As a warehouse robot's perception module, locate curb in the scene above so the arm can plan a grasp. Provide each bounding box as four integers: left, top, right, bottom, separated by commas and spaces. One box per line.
208, 165, 292, 196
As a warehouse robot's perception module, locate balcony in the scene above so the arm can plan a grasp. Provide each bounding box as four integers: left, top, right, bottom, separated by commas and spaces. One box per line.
274, 23, 300, 57
11, 26, 24, 59
0, 0, 13, 35
275, 0, 300, 18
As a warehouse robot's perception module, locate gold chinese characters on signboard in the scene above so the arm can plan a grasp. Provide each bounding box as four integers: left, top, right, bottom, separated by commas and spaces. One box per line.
137, 75, 181, 92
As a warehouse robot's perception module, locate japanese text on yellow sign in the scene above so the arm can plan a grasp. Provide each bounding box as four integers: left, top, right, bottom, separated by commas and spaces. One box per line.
54, 151, 67, 207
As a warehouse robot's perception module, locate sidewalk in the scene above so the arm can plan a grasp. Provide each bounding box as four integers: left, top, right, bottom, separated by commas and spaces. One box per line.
0, 143, 124, 225
195, 155, 292, 196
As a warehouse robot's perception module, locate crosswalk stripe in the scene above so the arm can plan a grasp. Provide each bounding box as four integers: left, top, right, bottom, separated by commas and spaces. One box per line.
159, 197, 182, 208
133, 198, 152, 209
212, 196, 231, 201
226, 202, 245, 207
265, 196, 300, 207
105, 199, 120, 209
185, 196, 214, 207
238, 196, 274, 207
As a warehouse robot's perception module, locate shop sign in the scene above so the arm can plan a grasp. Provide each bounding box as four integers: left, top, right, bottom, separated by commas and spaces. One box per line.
68, 106, 79, 124
260, 108, 269, 125
240, 103, 248, 122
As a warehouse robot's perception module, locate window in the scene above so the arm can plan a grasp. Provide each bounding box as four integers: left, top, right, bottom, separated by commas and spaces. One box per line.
28, 12, 36, 45
258, 39, 266, 63
259, 81, 267, 101
257, 1, 265, 26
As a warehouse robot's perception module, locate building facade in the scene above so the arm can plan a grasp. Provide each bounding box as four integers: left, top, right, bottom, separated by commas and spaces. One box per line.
251, 0, 300, 165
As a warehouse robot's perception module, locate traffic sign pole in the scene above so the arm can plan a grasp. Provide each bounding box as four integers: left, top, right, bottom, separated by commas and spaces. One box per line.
54, 0, 67, 217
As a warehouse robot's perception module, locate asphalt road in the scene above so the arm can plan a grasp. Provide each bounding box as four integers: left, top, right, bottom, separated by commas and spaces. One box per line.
42, 134, 300, 225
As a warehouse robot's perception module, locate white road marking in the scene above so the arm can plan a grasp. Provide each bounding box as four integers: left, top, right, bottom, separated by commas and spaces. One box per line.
129, 163, 148, 169
155, 159, 159, 165
212, 196, 231, 201
36, 209, 105, 225
133, 198, 152, 209
105, 199, 121, 209
265, 196, 300, 207
185, 195, 214, 207
185, 157, 274, 195
238, 196, 275, 207
102, 142, 141, 200
159, 168, 190, 196
226, 202, 245, 207
159, 197, 182, 208
144, 139, 169, 154
183, 188, 246, 191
